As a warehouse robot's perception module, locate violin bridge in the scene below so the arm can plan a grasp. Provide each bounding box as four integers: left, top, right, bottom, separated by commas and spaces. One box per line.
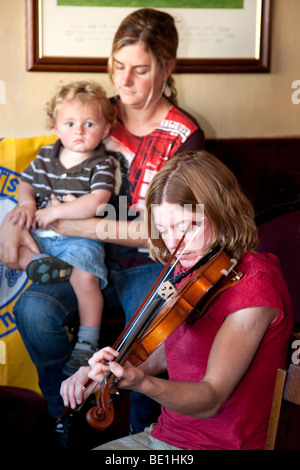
157, 281, 176, 299
221, 258, 243, 281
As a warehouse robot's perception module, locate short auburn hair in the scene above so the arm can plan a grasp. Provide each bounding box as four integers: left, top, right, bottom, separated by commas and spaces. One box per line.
145, 150, 259, 263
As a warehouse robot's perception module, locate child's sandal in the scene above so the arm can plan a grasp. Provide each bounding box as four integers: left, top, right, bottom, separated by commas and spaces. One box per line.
26, 254, 72, 284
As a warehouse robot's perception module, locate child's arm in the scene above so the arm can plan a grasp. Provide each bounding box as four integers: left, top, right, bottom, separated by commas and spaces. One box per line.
34, 189, 112, 229
8, 181, 37, 230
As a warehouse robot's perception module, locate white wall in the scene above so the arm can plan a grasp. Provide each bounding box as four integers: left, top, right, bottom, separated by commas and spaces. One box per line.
1, 0, 300, 139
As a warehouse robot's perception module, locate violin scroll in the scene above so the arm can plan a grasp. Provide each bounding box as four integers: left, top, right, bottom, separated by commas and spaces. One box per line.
86, 379, 120, 431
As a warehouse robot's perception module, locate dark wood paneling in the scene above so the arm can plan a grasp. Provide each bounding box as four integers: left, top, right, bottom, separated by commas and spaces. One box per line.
205, 138, 300, 214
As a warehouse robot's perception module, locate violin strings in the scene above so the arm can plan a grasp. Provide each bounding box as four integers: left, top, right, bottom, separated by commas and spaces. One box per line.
80, 223, 204, 404
113, 223, 204, 355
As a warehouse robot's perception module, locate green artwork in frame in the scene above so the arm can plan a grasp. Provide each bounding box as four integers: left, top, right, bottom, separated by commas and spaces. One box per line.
57, 0, 243, 8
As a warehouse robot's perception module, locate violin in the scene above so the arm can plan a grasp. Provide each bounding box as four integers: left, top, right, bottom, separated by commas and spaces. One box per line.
58, 224, 243, 431
83, 248, 242, 431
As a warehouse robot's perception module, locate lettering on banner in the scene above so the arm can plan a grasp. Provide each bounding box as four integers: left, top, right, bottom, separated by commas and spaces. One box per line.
0, 168, 29, 340
0, 166, 20, 201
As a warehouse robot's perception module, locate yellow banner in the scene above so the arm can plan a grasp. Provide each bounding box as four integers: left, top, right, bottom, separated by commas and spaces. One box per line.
0, 135, 56, 393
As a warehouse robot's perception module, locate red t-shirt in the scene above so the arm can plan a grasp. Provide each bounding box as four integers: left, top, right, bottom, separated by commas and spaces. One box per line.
104, 98, 204, 212
151, 252, 293, 450
103, 97, 204, 266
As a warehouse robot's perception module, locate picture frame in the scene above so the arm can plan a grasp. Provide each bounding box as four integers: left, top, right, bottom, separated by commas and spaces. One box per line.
26, 0, 271, 73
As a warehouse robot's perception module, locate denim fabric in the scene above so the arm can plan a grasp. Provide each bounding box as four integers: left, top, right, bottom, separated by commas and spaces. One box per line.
14, 281, 78, 418
31, 231, 108, 288
105, 261, 164, 324
14, 260, 164, 423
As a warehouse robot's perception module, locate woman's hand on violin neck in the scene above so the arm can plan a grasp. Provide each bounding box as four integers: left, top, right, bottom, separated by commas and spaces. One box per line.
88, 346, 145, 391
87, 347, 118, 383
88, 346, 119, 371
110, 361, 146, 391
60, 366, 95, 410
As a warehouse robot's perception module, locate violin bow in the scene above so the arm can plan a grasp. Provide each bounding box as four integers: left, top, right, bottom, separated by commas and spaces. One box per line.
58, 221, 203, 422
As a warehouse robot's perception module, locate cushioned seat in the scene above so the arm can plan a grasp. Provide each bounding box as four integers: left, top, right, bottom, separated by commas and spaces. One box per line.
256, 202, 300, 325
0, 386, 49, 449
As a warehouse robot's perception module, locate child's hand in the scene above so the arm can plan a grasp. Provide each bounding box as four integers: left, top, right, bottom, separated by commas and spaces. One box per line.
34, 205, 58, 229
62, 194, 77, 203
50, 193, 76, 205
34, 193, 77, 229
48, 194, 62, 206
8, 204, 36, 230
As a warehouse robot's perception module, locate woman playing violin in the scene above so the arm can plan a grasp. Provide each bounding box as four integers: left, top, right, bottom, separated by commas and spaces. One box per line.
61, 150, 293, 450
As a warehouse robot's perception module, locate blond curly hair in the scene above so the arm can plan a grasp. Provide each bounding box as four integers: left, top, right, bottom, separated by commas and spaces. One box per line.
45, 80, 116, 129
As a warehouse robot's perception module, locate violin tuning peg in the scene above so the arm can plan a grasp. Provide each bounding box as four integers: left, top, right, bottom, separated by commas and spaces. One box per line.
108, 391, 121, 403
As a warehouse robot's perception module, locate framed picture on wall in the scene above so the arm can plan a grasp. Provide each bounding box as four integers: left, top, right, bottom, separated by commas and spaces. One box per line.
26, 0, 271, 73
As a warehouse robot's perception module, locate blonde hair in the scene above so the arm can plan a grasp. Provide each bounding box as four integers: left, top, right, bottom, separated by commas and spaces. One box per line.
145, 150, 259, 264
45, 80, 116, 129
108, 8, 178, 105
